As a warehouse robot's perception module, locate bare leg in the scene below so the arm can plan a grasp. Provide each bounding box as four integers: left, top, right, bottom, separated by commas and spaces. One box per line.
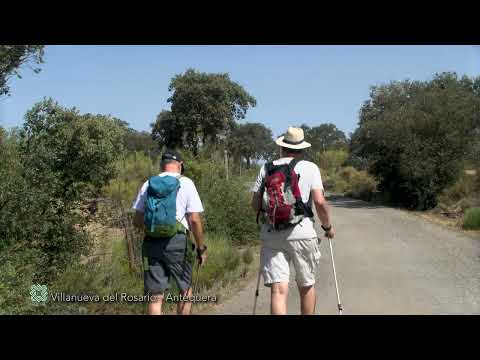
298, 285, 316, 315
271, 282, 289, 315
148, 294, 164, 315
177, 287, 193, 315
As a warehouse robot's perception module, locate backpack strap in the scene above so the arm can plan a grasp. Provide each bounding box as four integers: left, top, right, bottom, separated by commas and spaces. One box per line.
264, 161, 275, 176
287, 158, 314, 217
287, 157, 299, 172
283, 157, 300, 192
256, 162, 272, 224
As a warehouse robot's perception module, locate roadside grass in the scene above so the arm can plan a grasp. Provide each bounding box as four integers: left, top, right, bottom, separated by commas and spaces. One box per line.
47, 227, 259, 315
195, 244, 261, 315
155, 232, 259, 315
410, 210, 480, 240
463, 208, 480, 230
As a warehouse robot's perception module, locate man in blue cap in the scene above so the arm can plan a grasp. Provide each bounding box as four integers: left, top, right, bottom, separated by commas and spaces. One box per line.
132, 149, 207, 315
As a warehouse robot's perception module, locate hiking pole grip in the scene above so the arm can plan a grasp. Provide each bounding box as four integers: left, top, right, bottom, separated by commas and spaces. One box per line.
328, 237, 343, 315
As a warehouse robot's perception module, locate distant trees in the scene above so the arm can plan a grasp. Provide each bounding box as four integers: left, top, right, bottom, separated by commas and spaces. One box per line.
350, 72, 480, 210
151, 110, 183, 150
151, 69, 256, 154
227, 122, 274, 168
123, 129, 159, 157
0, 45, 45, 97
300, 123, 348, 153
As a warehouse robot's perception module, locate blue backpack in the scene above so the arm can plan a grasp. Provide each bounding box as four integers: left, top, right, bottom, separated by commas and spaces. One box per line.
144, 175, 182, 238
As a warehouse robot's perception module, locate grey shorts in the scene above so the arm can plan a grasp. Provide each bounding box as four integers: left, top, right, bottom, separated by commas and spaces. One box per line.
260, 237, 322, 288
142, 233, 194, 296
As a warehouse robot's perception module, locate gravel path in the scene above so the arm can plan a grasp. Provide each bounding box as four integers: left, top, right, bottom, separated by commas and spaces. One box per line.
211, 196, 480, 314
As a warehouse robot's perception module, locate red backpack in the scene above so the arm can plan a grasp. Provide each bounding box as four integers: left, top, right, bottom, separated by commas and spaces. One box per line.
256, 158, 313, 230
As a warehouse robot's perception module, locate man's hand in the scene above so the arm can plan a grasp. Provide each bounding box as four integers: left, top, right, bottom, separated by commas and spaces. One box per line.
324, 227, 335, 239
187, 212, 206, 266
321, 224, 335, 239
196, 246, 207, 266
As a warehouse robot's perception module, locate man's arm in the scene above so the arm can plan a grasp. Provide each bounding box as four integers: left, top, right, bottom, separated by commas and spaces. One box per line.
312, 189, 335, 238
186, 212, 207, 265
186, 212, 205, 249
251, 192, 262, 213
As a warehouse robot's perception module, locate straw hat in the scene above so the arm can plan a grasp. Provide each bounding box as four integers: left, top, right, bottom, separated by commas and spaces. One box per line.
275, 127, 311, 149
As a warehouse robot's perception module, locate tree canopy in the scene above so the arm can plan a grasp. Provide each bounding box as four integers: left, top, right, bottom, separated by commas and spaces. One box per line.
351, 72, 480, 210
227, 122, 274, 168
152, 69, 257, 155
300, 123, 348, 154
0, 45, 45, 97
151, 110, 183, 150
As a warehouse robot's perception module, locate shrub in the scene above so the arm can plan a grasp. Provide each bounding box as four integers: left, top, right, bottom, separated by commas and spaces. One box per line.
0, 100, 125, 285
438, 173, 477, 206
322, 176, 336, 192
103, 151, 159, 204
181, 151, 260, 245
242, 247, 254, 265
351, 73, 480, 210
335, 179, 349, 193
346, 170, 378, 201
344, 155, 369, 171
192, 233, 241, 291
317, 149, 349, 173
0, 248, 43, 315
339, 166, 357, 182
463, 207, 480, 230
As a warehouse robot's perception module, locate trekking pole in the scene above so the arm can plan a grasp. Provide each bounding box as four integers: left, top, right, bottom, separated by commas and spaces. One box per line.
252, 270, 262, 315
192, 260, 201, 298
190, 260, 201, 314
328, 237, 343, 315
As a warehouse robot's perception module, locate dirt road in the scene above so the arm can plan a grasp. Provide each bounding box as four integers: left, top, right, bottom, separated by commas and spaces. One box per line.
211, 196, 480, 314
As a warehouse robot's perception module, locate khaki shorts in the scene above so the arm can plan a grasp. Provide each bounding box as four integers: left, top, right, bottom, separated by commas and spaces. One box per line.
260, 237, 322, 288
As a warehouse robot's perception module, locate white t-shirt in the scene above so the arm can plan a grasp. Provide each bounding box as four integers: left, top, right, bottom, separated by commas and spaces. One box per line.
251, 157, 324, 242
132, 172, 204, 230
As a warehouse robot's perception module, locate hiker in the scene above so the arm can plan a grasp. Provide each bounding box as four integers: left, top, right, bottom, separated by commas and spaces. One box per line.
132, 149, 207, 315
251, 127, 335, 315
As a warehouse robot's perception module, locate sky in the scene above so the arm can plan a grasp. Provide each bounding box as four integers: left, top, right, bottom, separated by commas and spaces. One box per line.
1, 45, 479, 138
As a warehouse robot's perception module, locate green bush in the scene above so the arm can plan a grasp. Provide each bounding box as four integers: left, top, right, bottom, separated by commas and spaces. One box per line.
345, 170, 378, 201
0, 248, 43, 315
438, 173, 477, 206
350, 73, 480, 210
463, 207, 480, 230
326, 172, 348, 193
190, 232, 241, 292
317, 149, 349, 173
103, 151, 159, 204
322, 176, 336, 192
323, 165, 378, 199
335, 179, 349, 193
339, 166, 357, 182
0, 99, 125, 285
242, 247, 254, 265
181, 151, 260, 245
344, 154, 369, 171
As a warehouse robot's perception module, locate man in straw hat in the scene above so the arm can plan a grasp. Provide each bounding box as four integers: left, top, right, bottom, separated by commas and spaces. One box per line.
251, 127, 335, 315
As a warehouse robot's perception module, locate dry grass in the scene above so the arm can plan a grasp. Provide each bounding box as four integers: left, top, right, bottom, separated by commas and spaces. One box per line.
195, 245, 260, 315
412, 211, 480, 239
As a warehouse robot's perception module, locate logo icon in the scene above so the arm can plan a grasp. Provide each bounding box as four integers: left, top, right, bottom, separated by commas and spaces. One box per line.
30, 284, 48, 303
